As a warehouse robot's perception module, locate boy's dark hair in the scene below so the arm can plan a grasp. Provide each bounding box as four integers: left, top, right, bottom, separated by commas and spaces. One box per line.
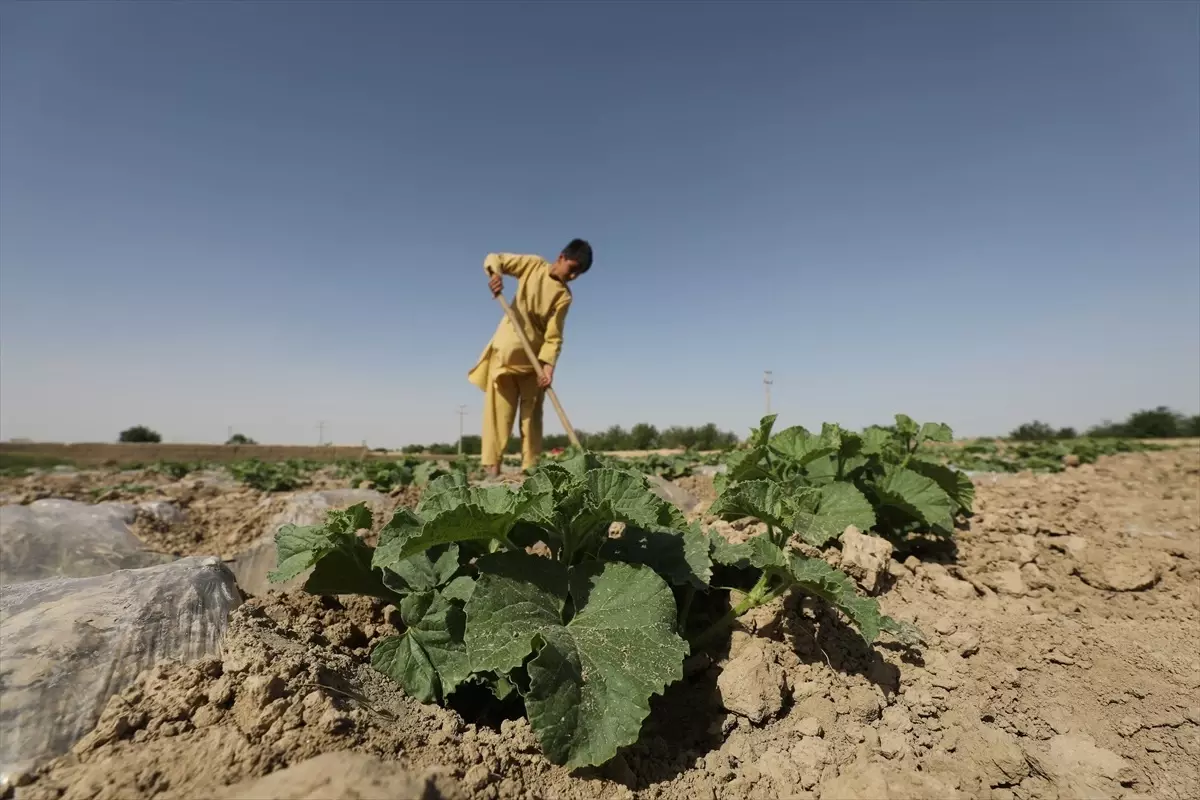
561, 238, 594, 273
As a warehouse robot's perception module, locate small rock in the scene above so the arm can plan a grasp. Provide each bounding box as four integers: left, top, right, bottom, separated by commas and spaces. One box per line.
717, 644, 787, 724
318, 706, 353, 735
840, 527, 893, 593
1062, 454, 1081, 468
794, 695, 839, 731
191, 705, 224, 728
846, 685, 883, 723
794, 717, 824, 738
879, 730, 906, 759
933, 618, 956, 636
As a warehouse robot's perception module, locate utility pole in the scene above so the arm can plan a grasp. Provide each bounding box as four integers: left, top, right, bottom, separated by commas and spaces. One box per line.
316, 420, 329, 446
763, 371, 773, 415
457, 405, 468, 455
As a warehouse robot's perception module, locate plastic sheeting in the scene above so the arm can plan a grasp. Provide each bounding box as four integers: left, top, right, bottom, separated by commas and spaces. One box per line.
0, 499, 175, 584
0, 556, 242, 781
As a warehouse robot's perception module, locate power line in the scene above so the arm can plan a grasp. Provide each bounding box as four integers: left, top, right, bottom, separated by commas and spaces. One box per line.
316, 420, 329, 446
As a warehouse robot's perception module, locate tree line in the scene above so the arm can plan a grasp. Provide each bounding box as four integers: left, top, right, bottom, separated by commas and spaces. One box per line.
1009, 406, 1200, 441
405, 422, 741, 456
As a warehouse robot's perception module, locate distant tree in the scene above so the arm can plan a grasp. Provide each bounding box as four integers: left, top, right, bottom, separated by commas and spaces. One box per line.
1055, 427, 1078, 440
119, 425, 161, 443
401, 444, 425, 454
1008, 421, 1058, 441
543, 433, 572, 450
629, 423, 660, 450
459, 435, 482, 455
225, 433, 257, 445
1085, 419, 1127, 438
1122, 406, 1184, 438
427, 442, 457, 455
1086, 406, 1192, 439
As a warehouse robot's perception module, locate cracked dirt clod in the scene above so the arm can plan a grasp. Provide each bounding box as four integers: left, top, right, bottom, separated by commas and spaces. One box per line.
839, 526, 894, 593
716, 643, 787, 724
1074, 552, 1161, 592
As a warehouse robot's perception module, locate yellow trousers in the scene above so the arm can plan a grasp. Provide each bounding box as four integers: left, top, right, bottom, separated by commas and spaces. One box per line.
482, 371, 544, 469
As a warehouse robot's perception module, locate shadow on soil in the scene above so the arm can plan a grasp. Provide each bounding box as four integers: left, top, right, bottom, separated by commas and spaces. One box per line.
576, 586, 922, 790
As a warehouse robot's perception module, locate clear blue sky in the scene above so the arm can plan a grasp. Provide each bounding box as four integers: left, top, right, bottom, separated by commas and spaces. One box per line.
2, 1, 1197, 446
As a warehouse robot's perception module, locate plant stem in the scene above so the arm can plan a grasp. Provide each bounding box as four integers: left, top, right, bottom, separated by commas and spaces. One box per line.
689, 572, 777, 651
677, 586, 695, 636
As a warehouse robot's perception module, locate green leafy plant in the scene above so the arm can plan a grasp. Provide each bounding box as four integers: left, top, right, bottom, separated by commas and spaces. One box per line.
270, 451, 917, 769
936, 437, 1166, 474
339, 458, 447, 492
713, 414, 973, 546
228, 459, 313, 492
149, 461, 198, 481
622, 453, 695, 479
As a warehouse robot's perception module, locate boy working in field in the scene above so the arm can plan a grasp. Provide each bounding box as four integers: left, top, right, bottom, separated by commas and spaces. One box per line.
468, 239, 594, 477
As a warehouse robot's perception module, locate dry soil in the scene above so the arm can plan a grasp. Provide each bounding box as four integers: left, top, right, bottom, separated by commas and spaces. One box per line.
8, 448, 1200, 800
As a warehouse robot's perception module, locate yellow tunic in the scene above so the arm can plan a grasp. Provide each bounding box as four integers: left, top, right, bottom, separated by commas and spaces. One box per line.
468, 253, 572, 468
467, 253, 572, 389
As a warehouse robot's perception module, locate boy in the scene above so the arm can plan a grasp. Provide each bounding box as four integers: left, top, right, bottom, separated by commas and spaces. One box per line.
468, 239, 593, 477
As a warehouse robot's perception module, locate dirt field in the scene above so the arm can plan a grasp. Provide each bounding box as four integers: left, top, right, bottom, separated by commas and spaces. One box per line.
6, 447, 1199, 800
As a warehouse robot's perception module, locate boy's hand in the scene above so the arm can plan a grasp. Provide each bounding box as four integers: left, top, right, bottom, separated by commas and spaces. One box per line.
538, 364, 554, 388
488, 273, 503, 296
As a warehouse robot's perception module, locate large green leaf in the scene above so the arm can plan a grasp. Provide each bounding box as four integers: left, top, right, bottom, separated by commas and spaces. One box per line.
585, 469, 663, 528
770, 426, 839, 468
875, 466, 955, 533
710, 533, 754, 568
719, 447, 770, 487
373, 503, 516, 569
555, 451, 611, 478
802, 454, 838, 486
600, 523, 712, 588
270, 518, 392, 600
860, 426, 894, 456
382, 544, 460, 595
918, 421, 953, 445
908, 459, 975, 514
746, 414, 778, 447
708, 480, 790, 530
417, 472, 471, 517
372, 588, 470, 703
465, 553, 688, 768
792, 482, 877, 547
710, 533, 789, 571
785, 552, 889, 644
894, 414, 919, 439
